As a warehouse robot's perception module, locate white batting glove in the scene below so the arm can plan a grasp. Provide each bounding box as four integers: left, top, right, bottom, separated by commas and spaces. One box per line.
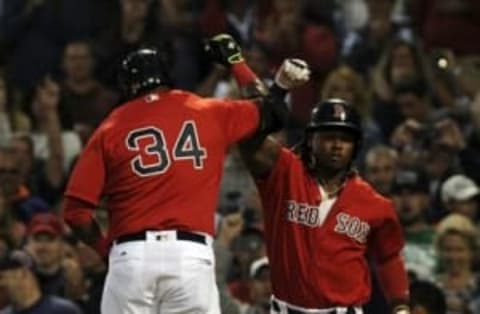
274, 58, 311, 90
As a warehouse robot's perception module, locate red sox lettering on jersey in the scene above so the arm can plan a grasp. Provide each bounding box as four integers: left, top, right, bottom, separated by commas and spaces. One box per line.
334, 212, 370, 244
286, 201, 370, 244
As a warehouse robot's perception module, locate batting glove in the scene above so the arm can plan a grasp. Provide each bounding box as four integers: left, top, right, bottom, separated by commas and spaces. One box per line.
274, 58, 311, 90
204, 33, 244, 67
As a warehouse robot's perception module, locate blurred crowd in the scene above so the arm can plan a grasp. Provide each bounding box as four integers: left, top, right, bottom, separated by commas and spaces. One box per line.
0, 0, 480, 313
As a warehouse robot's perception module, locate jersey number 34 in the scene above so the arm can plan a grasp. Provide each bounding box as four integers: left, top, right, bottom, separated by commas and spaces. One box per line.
126, 121, 207, 177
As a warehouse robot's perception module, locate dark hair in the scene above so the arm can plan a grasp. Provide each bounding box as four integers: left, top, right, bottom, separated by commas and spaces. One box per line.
295, 130, 359, 178
410, 280, 447, 314
382, 36, 431, 87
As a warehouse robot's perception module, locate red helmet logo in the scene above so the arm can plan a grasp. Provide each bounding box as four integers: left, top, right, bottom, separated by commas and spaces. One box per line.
333, 103, 347, 121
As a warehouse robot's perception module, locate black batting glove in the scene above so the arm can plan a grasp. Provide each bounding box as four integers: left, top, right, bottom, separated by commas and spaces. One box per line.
204, 33, 244, 67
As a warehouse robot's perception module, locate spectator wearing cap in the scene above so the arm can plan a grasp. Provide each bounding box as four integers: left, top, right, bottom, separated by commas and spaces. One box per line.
24, 214, 85, 304
391, 168, 437, 281
441, 175, 480, 223
244, 256, 271, 314
214, 195, 245, 314
228, 227, 266, 304
434, 214, 480, 314
0, 250, 83, 314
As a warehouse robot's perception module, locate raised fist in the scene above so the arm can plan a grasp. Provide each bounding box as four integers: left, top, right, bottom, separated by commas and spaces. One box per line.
204, 33, 244, 67
274, 58, 311, 90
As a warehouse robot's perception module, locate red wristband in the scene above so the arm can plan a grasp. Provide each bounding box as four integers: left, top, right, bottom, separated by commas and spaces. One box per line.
231, 62, 258, 87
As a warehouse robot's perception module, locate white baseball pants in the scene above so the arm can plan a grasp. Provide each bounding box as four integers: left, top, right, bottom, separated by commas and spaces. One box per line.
101, 230, 220, 314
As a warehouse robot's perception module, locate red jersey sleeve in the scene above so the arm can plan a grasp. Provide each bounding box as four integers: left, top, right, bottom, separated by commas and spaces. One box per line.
369, 200, 405, 261
369, 200, 409, 301
208, 98, 260, 145
65, 127, 106, 205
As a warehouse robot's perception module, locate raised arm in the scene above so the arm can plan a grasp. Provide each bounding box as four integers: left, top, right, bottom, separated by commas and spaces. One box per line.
204, 34, 310, 178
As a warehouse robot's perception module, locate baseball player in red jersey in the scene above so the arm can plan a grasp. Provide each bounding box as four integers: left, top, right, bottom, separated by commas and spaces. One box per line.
62, 35, 310, 314
235, 99, 411, 314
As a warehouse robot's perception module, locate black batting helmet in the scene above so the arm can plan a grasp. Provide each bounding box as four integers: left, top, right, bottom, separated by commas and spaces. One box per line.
306, 98, 362, 139
118, 48, 172, 99
298, 98, 363, 170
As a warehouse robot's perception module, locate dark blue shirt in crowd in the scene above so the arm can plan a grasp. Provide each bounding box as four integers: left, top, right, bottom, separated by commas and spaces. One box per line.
2, 295, 82, 314
35, 269, 66, 298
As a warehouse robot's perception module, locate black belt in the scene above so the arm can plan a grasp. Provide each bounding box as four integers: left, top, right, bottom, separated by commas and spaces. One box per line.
271, 299, 356, 314
115, 230, 207, 245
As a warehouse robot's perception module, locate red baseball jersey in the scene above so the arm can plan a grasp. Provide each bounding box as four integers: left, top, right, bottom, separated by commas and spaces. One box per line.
256, 148, 405, 308
65, 89, 259, 240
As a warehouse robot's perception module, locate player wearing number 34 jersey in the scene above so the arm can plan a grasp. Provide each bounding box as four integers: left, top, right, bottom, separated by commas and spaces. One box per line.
62, 38, 310, 314
66, 89, 257, 239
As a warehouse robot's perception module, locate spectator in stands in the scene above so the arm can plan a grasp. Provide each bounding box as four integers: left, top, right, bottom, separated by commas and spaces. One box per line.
11, 134, 64, 206
441, 175, 479, 223
371, 36, 434, 138
0, 71, 30, 146
391, 168, 437, 281
229, 227, 265, 304
319, 65, 383, 160
410, 279, 447, 314
453, 74, 480, 184
25, 213, 86, 303
0, 147, 50, 224
389, 79, 456, 172
59, 40, 119, 145
0, 250, 83, 314
2, 0, 97, 91
0, 186, 25, 249
341, 0, 401, 77
199, 0, 259, 45
363, 144, 400, 314
214, 201, 245, 314
245, 256, 271, 314
95, 0, 171, 90
71, 241, 105, 314
156, 0, 206, 90
363, 144, 399, 196
412, 0, 480, 56
29, 77, 81, 176
435, 213, 480, 314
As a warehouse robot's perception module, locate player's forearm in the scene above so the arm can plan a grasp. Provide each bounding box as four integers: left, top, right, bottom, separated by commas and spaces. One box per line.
377, 254, 410, 314
63, 197, 108, 257
230, 62, 288, 146
230, 61, 269, 98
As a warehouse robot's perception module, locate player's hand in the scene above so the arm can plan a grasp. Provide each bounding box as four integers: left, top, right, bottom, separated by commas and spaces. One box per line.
204, 33, 244, 67
274, 58, 311, 90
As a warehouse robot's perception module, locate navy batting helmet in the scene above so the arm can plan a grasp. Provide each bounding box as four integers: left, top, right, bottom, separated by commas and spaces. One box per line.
306, 98, 362, 139
297, 99, 363, 172
118, 48, 172, 99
